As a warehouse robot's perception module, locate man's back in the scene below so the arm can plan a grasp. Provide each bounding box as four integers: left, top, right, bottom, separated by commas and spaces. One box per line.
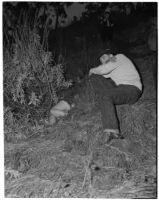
103, 54, 142, 90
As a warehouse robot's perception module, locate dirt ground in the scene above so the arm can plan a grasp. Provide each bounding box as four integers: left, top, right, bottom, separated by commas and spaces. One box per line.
4, 25, 157, 198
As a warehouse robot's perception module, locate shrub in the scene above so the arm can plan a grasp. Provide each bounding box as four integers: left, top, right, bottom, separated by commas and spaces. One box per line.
3, 11, 72, 141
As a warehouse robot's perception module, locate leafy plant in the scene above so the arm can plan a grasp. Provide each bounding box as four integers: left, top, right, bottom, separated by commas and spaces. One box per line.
3, 9, 72, 141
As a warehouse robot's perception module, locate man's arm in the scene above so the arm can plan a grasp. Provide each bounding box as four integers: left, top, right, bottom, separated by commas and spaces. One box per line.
89, 61, 117, 76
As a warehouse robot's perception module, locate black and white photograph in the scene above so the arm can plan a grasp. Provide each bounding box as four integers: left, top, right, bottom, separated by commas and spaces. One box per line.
3, 1, 157, 198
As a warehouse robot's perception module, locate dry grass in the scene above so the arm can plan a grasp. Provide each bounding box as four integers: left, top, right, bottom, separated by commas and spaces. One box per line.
4, 33, 157, 198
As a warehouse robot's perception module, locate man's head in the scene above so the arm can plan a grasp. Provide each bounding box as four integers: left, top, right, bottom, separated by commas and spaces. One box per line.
100, 54, 116, 64
100, 54, 110, 64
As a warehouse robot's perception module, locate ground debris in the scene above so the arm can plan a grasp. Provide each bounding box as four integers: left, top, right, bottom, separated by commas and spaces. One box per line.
4, 23, 157, 198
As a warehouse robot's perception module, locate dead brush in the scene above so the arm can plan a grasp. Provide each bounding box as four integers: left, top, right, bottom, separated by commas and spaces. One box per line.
5, 174, 61, 198
4, 106, 45, 142
3, 10, 72, 141
117, 99, 156, 138
4, 107, 30, 142
81, 125, 100, 197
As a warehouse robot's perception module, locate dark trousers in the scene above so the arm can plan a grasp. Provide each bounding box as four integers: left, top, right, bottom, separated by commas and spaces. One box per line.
90, 74, 142, 131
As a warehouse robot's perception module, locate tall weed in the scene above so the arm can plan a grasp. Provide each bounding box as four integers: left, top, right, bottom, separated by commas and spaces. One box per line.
3, 11, 72, 141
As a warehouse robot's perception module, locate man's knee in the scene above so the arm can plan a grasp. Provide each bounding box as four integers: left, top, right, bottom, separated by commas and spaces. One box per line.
89, 74, 104, 95
90, 74, 102, 85
103, 94, 112, 102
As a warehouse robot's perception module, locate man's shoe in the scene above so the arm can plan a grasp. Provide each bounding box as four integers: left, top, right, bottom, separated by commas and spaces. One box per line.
100, 129, 124, 144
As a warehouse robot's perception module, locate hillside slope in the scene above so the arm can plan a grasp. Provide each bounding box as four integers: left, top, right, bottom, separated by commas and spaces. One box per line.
5, 21, 157, 198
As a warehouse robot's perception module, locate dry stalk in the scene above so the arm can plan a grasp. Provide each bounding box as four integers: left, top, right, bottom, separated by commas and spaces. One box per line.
82, 152, 93, 189
55, 176, 62, 197
82, 126, 97, 191
37, 52, 55, 105
106, 144, 131, 159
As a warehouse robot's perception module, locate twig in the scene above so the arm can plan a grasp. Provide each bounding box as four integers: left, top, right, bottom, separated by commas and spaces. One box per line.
82, 164, 92, 189
82, 152, 93, 189
55, 176, 62, 197
36, 47, 55, 105
106, 144, 131, 159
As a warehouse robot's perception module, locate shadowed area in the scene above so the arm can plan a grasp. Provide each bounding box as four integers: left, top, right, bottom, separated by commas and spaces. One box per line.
4, 2, 157, 198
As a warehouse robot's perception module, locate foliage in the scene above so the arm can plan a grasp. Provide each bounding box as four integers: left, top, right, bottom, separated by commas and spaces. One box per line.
3, 2, 72, 35
4, 24, 71, 104
3, 9, 72, 141
4, 106, 31, 141
81, 2, 157, 24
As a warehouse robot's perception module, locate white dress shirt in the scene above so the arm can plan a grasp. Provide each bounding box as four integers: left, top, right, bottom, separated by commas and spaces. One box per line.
92, 54, 142, 90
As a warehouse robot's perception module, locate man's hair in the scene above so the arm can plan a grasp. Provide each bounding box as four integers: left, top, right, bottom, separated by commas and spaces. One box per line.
98, 49, 118, 62
105, 48, 120, 55
105, 49, 113, 55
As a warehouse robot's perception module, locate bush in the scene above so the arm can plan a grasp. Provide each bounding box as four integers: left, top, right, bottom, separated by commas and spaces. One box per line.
3, 11, 72, 141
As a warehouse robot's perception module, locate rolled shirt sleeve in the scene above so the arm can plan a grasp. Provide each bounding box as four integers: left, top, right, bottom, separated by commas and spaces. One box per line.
92, 61, 118, 75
